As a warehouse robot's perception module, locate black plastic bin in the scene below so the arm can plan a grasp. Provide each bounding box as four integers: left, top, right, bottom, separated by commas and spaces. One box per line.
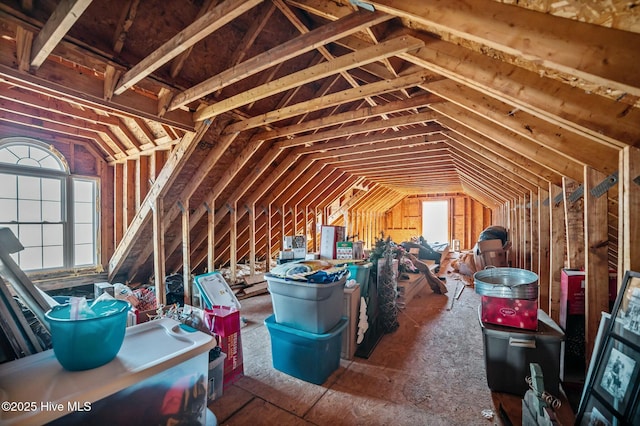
479, 307, 565, 396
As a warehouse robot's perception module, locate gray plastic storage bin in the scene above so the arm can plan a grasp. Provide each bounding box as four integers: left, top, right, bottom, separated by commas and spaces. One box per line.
479, 307, 564, 396
266, 275, 346, 333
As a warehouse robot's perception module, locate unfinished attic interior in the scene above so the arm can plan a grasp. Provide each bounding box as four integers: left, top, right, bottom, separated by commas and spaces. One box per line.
0, 0, 639, 424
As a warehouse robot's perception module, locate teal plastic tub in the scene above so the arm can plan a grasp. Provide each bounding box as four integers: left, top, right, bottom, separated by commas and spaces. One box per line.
264, 314, 347, 385
45, 299, 130, 371
346, 261, 372, 289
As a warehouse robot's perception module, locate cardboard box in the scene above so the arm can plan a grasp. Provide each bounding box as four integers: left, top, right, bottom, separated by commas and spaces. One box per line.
476, 239, 508, 268
336, 241, 354, 259
320, 226, 345, 259
560, 269, 585, 318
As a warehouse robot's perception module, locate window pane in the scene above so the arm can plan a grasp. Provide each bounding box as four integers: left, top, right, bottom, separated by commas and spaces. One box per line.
43, 245, 64, 269
0, 149, 19, 164
8, 145, 28, 160
18, 224, 42, 247
18, 200, 41, 222
41, 179, 61, 201
0, 199, 17, 222
43, 224, 63, 246
0, 173, 17, 198
17, 175, 41, 200
74, 224, 93, 244
74, 180, 94, 202
40, 156, 63, 170
74, 202, 93, 223
42, 201, 62, 222
74, 243, 94, 266
19, 246, 42, 271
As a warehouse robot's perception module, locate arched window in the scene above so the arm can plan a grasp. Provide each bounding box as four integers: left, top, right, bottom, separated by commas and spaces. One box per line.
0, 138, 99, 271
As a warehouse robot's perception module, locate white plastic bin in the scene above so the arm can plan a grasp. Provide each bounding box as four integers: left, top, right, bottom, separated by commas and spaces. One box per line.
208, 352, 226, 403
0, 319, 215, 425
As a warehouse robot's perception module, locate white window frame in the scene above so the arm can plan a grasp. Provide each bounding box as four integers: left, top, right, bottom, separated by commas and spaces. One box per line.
0, 137, 100, 271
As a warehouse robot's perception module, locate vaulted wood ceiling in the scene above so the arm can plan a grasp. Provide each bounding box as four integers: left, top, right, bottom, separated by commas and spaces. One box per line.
0, 0, 637, 283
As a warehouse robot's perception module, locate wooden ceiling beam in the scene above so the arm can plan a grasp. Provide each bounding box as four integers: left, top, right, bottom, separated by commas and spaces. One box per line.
303, 130, 445, 158
445, 138, 541, 192
114, 0, 263, 95
225, 70, 436, 133
275, 109, 438, 148
365, 0, 640, 97
400, 37, 640, 148
431, 102, 585, 182
424, 79, 620, 175
194, 34, 424, 121
327, 150, 451, 168
309, 139, 448, 161
273, 0, 390, 117
112, 0, 140, 54
169, 9, 391, 110
454, 156, 528, 198
30, 0, 93, 68
441, 127, 563, 187
251, 92, 441, 142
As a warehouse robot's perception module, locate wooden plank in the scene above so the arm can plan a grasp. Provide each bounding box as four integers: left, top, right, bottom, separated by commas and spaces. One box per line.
114, 0, 263, 95
366, 0, 640, 96
562, 177, 585, 269
193, 35, 424, 121
248, 205, 256, 275
180, 200, 191, 305
549, 183, 565, 323
250, 92, 442, 143
400, 37, 640, 148
114, 163, 124, 245
426, 79, 620, 175
206, 203, 215, 273
538, 187, 551, 314
30, 0, 93, 68
170, 9, 391, 110
432, 102, 585, 182
152, 196, 166, 305
224, 70, 434, 134
112, 0, 140, 54
618, 146, 640, 280
124, 159, 136, 228
584, 167, 610, 365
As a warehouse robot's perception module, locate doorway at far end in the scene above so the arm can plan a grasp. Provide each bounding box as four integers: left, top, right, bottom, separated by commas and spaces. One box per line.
421, 200, 449, 245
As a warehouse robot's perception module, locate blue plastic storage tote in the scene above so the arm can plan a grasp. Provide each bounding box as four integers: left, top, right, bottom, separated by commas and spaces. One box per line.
264, 315, 347, 385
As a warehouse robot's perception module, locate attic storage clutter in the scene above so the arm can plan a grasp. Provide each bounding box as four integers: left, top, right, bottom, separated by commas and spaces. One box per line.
0, 0, 637, 423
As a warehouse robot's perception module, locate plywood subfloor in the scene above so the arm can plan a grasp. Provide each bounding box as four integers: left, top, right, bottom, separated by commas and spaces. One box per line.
209, 262, 576, 425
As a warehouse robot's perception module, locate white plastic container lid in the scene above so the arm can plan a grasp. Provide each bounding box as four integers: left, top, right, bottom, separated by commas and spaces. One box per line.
0, 318, 215, 425
193, 271, 241, 310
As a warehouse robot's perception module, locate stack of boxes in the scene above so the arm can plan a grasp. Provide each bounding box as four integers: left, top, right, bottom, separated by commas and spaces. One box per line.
264, 273, 347, 384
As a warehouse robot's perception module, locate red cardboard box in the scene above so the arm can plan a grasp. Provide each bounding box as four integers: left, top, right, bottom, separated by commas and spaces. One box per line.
560, 269, 585, 318
480, 296, 538, 330
205, 305, 244, 388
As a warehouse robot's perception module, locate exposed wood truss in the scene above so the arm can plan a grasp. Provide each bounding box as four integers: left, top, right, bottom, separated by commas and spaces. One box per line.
0, 0, 638, 354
